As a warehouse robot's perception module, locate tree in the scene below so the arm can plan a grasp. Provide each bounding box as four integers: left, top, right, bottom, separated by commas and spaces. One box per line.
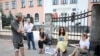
6, 11, 14, 25
1, 12, 7, 28
26, 14, 33, 23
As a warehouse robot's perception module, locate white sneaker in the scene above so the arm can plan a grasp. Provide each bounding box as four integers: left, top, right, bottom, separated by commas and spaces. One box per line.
68, 55, 72, 56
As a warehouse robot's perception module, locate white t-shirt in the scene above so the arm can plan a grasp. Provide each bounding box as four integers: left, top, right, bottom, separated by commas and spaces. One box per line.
24, 23, 33, 33
79, 39, 90, 49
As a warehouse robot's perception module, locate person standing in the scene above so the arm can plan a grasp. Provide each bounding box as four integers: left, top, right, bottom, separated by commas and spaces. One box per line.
11, 12, 24, 56
24, 19, 36, 50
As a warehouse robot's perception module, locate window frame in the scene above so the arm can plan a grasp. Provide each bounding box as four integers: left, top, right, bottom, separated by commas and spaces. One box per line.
21, 0, 25, 8
35, 13, 39, 22
12, 1, 16, 9
37, 0, 42, 6
0, 3, 2, 11
62, 0, 68, 4
5, 2, 9, 10
53, 0, 59, 5
29, 0, 33, 7
70, 0, 77, 4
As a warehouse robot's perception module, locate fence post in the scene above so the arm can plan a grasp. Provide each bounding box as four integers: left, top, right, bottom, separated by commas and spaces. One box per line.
44, 13, 52, 40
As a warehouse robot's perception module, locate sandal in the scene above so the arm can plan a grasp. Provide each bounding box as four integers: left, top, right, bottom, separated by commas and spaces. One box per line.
39, 50, 42, 54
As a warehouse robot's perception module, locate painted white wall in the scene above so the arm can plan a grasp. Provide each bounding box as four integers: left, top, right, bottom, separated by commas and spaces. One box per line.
44, 0, 88, 26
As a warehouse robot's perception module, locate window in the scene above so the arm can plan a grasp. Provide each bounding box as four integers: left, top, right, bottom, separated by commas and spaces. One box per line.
37, 0, 42, 6
91, 0, 100, 3
0, 3, 2, 11
70, 0, 77, 4
72, 8, 76, 11
12, 1, 16, 9
61, 0, 68, 4
53, 0, 59, 5
61, 13, 67, 17
21, 0, 25, 8
35, 13, 39, 22
53, 9, 56, 12
29, 0, 33, 7
5, 2, 9, 10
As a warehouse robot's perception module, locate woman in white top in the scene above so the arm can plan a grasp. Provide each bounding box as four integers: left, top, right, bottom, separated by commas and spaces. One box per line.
69, 34, 90, 56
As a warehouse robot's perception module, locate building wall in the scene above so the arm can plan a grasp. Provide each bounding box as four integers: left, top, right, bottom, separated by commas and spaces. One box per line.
44, 0, 88, 26
88, 0, 100, 27
44, 0, 88, 14
88, 0, 92, 27
0, 0, 44, 25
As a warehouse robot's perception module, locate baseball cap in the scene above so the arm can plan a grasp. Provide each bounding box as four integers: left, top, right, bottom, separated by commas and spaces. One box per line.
15, 12, 23, 18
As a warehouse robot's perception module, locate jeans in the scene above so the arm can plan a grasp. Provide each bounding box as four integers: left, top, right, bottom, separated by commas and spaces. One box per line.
26, 32, 36, 49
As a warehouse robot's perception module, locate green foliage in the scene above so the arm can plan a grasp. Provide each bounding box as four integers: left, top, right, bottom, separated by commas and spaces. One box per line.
6, 12, 14, 25
1, 12, 7, 28
1, 11, 14, 28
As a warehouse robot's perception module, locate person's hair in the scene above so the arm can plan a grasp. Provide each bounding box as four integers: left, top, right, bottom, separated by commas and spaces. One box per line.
82, 33, 88, 39
39, 28, 44, 38
59, 27, 66, 36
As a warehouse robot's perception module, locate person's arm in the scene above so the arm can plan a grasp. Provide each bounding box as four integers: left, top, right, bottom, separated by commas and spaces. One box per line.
31, 24, 34, 31
11, 21, 22, 33
75, 44, 80, 46
64, 33, 68, 41
43, 36, 46, 41
83, 40, 90, 50
17, 21, 23, 33
43, 33, 47, 40
24, 24, 27, 32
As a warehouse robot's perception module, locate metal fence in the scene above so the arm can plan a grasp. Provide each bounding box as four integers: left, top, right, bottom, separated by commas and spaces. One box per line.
52, 10, 92, 40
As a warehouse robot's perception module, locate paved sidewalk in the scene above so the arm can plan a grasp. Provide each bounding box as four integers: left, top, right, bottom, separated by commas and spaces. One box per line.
0, 39, 74, 56
0, 39, 94, 56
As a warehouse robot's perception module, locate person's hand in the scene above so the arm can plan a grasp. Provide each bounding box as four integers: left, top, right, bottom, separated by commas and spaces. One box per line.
19, 21, 23, 26
40, 39, 44, 41
83, 46, 87, 50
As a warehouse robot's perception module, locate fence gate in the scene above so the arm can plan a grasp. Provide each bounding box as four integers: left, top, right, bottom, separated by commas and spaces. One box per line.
52, 10, 92, 43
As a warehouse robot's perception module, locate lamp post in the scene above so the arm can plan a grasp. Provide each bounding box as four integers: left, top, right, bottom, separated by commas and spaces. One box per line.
0, 12, 2, 30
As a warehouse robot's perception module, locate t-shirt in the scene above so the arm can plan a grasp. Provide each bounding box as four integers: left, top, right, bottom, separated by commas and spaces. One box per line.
40, 32, 46, 39
11, 20, 23, 43
79, 39, 90, 49
24, 23, 33, 33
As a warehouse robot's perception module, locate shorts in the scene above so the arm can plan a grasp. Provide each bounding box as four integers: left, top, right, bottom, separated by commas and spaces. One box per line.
13, 42, 24, 50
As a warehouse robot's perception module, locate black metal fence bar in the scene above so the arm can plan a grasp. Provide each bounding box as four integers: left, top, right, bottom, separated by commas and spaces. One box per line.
52, 10, 92, 40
